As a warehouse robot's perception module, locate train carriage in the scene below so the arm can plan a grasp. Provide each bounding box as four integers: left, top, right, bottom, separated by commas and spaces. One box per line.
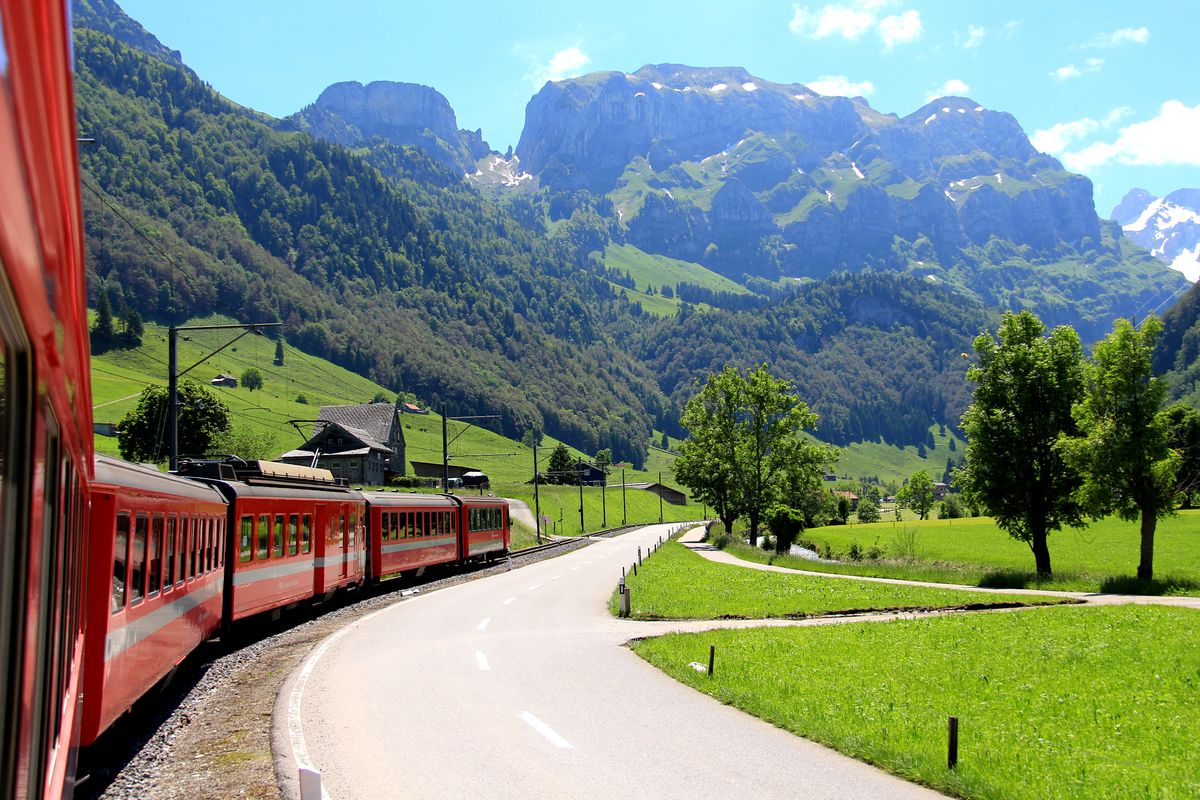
178, 460, 365, 622
0, 0, 93, 796
80, 457, 228, 745
363, 493, 460, 581
457, 496, 510, 563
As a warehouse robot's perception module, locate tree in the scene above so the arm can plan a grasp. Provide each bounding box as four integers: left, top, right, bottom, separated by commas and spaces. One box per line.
955, 311, 1086, 577
939, 494, 965, 519
118, 305, 143, 347
1161, 404, 1200, 508
546, 443, 576, 485
1061, 317, 1179, 581
897, 470, 935, 520
274, 337, 285, 366
766, 504, 804, 554
674, 367, 743, 534
211, 423, 280, 461
241, 367, 263, 391
91, 292, 117, 350
594, 447, 612, 483
118, 381, 230, 463
856, 496, 881, 523
836, 497, 851, 524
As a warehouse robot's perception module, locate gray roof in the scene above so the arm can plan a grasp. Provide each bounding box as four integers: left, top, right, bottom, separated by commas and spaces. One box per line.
318, 403, 398, 445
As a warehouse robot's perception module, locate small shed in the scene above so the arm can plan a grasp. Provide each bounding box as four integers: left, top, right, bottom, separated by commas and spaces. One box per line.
618, 482, 688, 506
211, 373, 237, 388
401, 402, 428, 415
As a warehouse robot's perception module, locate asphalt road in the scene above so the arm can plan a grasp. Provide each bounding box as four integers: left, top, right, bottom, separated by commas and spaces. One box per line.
282, 524, 946, 799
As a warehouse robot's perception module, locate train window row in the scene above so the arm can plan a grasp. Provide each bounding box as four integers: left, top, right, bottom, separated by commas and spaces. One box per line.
379, 510, 455, 541
331, 512, 357, 547
238, 513, 313, 563
468, 507, 504, 532
111, 512, 225, 614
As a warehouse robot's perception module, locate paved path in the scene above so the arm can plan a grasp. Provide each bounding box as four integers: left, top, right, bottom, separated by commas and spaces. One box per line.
281, 524, 949, 800
680, 527, 1200, 609
504, 497, 536, 530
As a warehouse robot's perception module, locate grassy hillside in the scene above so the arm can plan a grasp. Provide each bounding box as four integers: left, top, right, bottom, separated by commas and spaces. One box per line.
603, 243, 749, 296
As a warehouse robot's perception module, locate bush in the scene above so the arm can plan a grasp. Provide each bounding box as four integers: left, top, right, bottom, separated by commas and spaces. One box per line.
388, 475, 427, 488
711, 532, 732, 550
856, 497, 881, 523
760, 535, 776, 552
939, 494, 966, 519
848, 541, 863, 561
766, 504, 804, 554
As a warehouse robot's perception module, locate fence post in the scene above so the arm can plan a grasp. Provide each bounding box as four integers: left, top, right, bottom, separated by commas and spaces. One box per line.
948, 716, 959, 769
707, 644, 715, 676
620, 585, 631, 617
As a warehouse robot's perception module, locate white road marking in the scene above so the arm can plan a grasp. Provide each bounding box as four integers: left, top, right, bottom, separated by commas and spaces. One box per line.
477, 617, 491, 631
572, 566, 581, 571
519, 711, 574, 749
528, 584, 542, 591
551, 574, 562, 580
585, 560, 594, 565
476, 650, 491, 671
501, 597, 516, 606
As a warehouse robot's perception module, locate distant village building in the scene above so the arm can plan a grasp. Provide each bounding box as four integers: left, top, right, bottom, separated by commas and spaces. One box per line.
832, 490, 860, 511
278, 401, 406, 485
410, 461, 482, 481
401, 402, 428, 415
211, 373, 237, 388
933, 482, 950, 500
617, 482, 688, 506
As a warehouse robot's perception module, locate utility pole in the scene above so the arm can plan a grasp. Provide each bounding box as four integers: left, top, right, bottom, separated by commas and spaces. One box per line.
658, 470, 664, 523
442, 405, 449, 492
601, 469, 607, 528
167, 321, 280, 470
533, 442, 542, 544
622, 467, 627, 525
577, 458, 585, 534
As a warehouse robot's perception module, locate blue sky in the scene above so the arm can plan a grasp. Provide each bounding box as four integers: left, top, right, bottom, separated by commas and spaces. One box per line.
113, 0, 1198, 216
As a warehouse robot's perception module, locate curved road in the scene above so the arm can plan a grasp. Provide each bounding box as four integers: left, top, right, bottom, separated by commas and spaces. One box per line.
281, 524, 945, 799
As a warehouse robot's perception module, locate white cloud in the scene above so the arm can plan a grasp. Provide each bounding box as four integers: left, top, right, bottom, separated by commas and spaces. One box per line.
806, 75, 875, 97
957, 24, 985, 49
789, 1, 921, 49
1051, 58, 1103, 81
1061, 101, 1200, 171
1031, 107, 1131, 154
1083, 26, 1150, 48
1000, 20, 1022, 39
530, 46, 591, 85
878, 10, 922, 49
926, 79, 969, 102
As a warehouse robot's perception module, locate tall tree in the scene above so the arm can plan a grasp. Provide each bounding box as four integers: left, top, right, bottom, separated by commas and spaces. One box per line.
956, 311, 1087, 577
1062, 317, 1179, 581
274, 337, 285, 366
240, 367, 263, 391
119, 305, 144, 347
1160, 404, 1200, 509
897, 469, 936, 521
91, 291, 116, 350
118, 381, 230, 463
546, 443, 576, 485
674, 367, 743, 534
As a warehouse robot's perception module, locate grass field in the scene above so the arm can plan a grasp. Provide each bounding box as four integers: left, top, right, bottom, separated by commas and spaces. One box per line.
603, 243, 749, 297
608, 539, 1067, 619
632, 605, 1200, 800
730, 512, 1200, 595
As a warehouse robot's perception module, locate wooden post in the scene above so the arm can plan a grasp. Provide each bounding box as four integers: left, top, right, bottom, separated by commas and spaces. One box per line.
948, 716, 959, 769
638, 546, 642, 565
633, 561, 637, 576
707, 644, 715, 676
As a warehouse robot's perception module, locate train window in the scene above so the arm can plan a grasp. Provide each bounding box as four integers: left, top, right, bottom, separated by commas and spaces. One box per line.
112, 513, 130, 613
207, 518, 215, 572
288, 514, 299, 556
257, 514, 269, 560
301, 514, 312, 554
217, 520, 225, 568
450, 512, 457, 535
240, 516, 253, 562
273, 515, 284, 558
131, 514, 148, 605
165, 517, 177, 589
148, 516, 163, 596
349, 512, 356, 546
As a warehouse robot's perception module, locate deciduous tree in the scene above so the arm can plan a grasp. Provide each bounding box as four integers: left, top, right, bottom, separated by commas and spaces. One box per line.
118, 381, 230, 463
1061, 317, 1179, 581
897, 469, 935, 521
956, 311, 1086, 577
241, 367, 263, 391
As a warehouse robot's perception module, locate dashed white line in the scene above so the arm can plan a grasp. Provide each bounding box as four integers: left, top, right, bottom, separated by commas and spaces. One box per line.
476, 650, 491, 671
572, 566, 581, 571
528, 584, 542, 591
519, 711, 573, 749
477, 617, 491, 631
501, 597, 516, 606
551, 574, 562, 580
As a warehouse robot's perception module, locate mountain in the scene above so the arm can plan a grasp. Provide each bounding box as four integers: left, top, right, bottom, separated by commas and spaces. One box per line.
515, 65, 1185, 340
1110, 188, 1200, 282
72, 0, 183, 66
284, 81, 493, 176
71, 3, 666, 467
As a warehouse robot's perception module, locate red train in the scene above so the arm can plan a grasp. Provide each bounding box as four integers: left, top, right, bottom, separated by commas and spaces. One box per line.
0, 2, 514, 793
80, 457, 510, 748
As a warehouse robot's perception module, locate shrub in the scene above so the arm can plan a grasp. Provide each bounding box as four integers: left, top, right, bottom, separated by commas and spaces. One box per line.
856, 497, 881, 523
711, 532, 732, 550
766, 504, 804, 554
848, 542, 863, 561
761, 535, 776, 552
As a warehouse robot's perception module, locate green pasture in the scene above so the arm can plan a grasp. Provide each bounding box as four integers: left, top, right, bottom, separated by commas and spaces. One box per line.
609, 539, 1066, 619
633, 605, 1200, 800
728, 511, 1200, 595
603, 242, 748, 296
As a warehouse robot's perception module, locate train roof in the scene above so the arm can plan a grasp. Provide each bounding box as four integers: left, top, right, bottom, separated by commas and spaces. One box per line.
93, 455, 228, 504
175, 457, 363, 501
360, 491, 460, 509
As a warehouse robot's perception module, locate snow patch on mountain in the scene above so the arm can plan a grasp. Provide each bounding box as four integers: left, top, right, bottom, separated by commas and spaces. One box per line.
1114, 189, 1200, 281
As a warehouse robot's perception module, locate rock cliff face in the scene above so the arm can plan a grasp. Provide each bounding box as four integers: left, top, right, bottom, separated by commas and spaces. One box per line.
517, 65, 1109, 276
1113, 188, 1200, 282
287, 81, 491, 175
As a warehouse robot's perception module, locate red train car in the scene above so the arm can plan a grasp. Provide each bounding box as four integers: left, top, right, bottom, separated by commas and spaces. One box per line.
178, 460, 365, 622
0, 0, 93, 796
457, 495, 510, 563
80, 457, 228, 745
364, 493, 461, 580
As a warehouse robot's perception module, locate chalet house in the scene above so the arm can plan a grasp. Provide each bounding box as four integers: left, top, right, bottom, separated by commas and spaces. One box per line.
211, 373, 237, 388
617, 482, 688, 506
934, 482, 950, 500
277, 402, 406, 486
832, 490, 859, 511
401, 402, 428, 415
